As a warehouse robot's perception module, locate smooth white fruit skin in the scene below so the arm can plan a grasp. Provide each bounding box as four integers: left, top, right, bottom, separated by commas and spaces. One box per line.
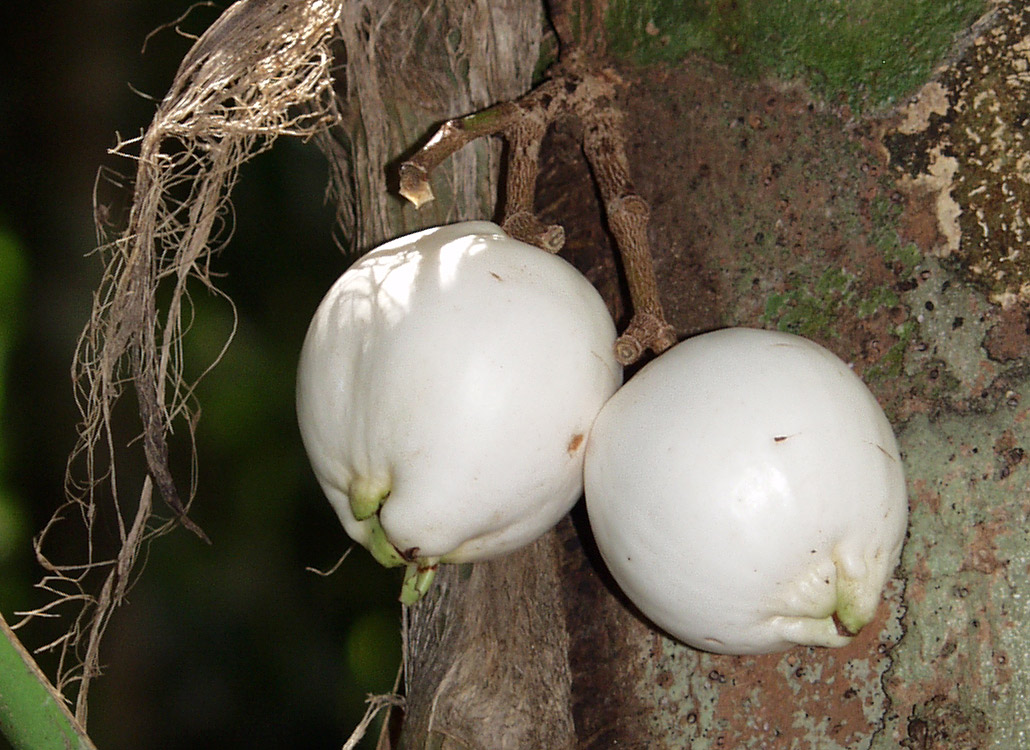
297, 221, 622, 564
584, 328, 908, 655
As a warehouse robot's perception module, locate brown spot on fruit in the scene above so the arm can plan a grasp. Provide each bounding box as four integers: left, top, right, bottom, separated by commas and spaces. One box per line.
567, 433, 585, 454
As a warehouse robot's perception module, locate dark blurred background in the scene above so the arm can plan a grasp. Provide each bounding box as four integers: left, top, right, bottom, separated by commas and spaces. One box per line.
0, 3, 400, 747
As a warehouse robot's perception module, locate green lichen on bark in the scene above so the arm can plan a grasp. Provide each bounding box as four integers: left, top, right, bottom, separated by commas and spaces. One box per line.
762, 266, 899, 339
899, 257, 995, 396
875, 376, 1030, 748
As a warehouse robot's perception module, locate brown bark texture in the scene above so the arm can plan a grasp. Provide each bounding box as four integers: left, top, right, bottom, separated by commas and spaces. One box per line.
362, 1, 675, 746
327, 2, 584, 748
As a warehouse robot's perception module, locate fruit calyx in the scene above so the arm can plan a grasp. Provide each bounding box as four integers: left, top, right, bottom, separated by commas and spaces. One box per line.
352, 477, 442, 605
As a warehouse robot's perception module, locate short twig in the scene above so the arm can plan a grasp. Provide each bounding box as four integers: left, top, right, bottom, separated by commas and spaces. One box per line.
398, 57, 675, 364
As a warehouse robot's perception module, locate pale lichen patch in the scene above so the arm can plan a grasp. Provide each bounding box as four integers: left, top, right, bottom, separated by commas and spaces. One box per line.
900, 256, 994, 395
897, 81, 951, 136
879, 376, 1030, 748
886, 1, 1030, 305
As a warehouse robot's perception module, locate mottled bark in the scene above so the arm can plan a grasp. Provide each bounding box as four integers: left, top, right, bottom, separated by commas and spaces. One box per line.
336, 1, 1030, 748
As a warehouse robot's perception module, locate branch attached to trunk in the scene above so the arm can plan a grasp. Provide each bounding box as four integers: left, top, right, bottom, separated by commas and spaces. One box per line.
398, 58, 676, 364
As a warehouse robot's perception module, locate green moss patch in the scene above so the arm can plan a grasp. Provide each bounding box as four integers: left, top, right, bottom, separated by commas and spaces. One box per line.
606, 0, 985, 110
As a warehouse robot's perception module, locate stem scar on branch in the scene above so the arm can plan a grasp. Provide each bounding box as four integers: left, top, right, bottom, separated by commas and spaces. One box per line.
399, 55, 677, 366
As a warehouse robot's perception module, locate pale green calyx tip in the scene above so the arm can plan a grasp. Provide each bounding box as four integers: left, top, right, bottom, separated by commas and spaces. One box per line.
833, 600, 872, 638
399, 561, 439, 605
833, 570, 877, 637
349, 476, 391, 521
365, 516, 405, 568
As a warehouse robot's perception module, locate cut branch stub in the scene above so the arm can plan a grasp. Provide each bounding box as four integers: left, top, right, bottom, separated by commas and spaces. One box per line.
399, 103, 521, 208
397, 59, 676, 365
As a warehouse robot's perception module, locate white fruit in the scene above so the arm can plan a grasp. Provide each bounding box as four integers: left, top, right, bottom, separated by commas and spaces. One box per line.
584, 328, 907, 654
297, 221, 622, 602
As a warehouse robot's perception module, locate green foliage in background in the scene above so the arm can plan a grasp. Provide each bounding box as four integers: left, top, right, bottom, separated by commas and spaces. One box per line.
0, 223, 28, 600
0, 612, 96, 750
605, 0, 986, 110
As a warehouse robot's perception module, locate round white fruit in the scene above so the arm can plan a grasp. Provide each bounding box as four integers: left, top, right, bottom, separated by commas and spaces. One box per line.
297, 221, 621, 601
584, 328, 907, 654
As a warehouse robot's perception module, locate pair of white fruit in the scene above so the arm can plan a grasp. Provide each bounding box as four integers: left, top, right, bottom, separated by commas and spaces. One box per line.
296, 221, 908, 655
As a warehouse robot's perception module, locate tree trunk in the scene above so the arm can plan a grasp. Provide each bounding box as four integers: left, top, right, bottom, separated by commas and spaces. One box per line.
326, 0, 542, 252
332, 1, 1030, 747
326, 3, 584, 747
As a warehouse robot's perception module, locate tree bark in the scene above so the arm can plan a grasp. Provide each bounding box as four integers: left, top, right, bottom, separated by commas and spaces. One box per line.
330, 1, 1030, 747
325, 2, 583, 747
401, 535, 576, 749
325, 0, 542, 253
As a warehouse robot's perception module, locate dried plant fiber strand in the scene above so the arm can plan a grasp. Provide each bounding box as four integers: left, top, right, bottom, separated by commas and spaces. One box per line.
21, 0, 343, 725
